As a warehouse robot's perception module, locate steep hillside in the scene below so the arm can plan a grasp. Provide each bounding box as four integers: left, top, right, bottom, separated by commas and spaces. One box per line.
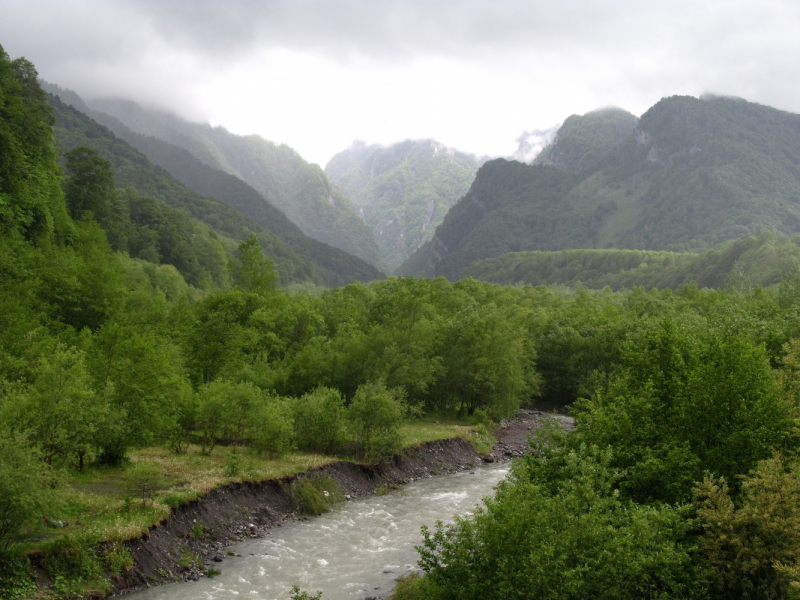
399, 96, 800, 279
533, 108, 638, 172
86, 98, 384, 270
463, 232, 800, 290
47, 92, 383, 287
325, 139, 483, 272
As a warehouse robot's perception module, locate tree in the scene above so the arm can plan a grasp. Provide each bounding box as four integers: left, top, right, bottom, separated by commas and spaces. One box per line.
695, 454, 800, 600
63, 146, 114, 224
0, 431, 52, 554
347, 380, 408, 461
231, 234, 276, 294
416, 442, 703, 600
16, 346, 104, 469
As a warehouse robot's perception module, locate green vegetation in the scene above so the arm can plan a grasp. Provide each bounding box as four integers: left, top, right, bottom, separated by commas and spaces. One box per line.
43, 84, 383, 288
400, 95, 800, 280
464, 231, 800, 290
533, 107, 638, 172
291, 475, 345, 516
326, 140, 482, 272
80, 95, 385, 270
10, 47, 800, 600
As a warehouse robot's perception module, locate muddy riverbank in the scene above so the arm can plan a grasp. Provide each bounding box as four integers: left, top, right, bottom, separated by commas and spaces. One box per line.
104, 410, 559, 596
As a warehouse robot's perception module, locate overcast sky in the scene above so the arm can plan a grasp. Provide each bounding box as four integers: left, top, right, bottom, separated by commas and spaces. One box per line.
1, 0, 799, 166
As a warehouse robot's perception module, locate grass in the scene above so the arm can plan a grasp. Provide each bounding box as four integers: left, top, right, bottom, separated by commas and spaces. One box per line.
21, 418, 489, 553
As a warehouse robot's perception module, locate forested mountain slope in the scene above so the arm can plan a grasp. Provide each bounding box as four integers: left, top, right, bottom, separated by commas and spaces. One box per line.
532, 107, 638, 171
399, 96, 800, 280
84, 97, 384, 270
463, 232, 800, 291
46, 91, 384, 287
325, 139, 483, 272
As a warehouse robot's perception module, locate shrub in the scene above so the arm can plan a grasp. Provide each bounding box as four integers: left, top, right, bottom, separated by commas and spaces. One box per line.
291, 475, 345, 516
389, 572, 433, 600
103, 542, 133, 576
41, 539, 108, 597
125, 463, 165, 506
0, 554, 36, 600
0, 431, 52, 554
694, 454, 800, 599
290, 586, 322, 600
417, 442, 704, 600
292, 387, 349, 455
250, 397, 295, 458
347, 381, 406, 462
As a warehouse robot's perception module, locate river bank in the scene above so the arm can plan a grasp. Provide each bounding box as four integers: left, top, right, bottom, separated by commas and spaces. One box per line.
86, 410, 559, 597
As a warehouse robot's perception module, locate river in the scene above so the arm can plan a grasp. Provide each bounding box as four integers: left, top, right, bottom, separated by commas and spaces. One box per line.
127, 462, 510, 600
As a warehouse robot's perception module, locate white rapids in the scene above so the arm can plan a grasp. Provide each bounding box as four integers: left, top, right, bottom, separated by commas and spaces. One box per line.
127, 462, 510, 600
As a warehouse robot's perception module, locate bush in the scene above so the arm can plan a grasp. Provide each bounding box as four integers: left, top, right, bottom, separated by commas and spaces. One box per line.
389, 572, 433, 600
0, 554, 36, 600
292, 387, 349, 455
347, 381, 406, 462
694, 454, 800, 599
291, 475, 345, 516
0, 431, 52, 554
250, 397, 295, 458
125, 463, 165, 506
41, 538, 109, 598
417, 442, 705, 600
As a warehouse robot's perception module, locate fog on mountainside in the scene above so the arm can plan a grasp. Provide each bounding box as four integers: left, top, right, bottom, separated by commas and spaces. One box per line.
399, 95, 800, 280
325, 139, 485, 273
84, 97, 385, 271
43, 84, 384, 287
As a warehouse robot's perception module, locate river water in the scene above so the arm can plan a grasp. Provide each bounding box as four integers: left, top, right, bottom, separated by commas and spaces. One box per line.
127, 462, 510, 600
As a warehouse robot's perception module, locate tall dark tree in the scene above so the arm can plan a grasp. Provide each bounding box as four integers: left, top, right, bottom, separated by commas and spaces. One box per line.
63, 146, 114, 223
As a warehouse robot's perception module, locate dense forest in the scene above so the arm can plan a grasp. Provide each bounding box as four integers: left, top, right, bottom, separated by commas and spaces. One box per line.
463, 231, 800, 290
7, 46, 800, 600
400, 96, 800, 280
325, 140, 483, 272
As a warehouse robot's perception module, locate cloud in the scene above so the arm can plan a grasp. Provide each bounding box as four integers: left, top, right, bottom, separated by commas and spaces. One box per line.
1, 0, 799, 164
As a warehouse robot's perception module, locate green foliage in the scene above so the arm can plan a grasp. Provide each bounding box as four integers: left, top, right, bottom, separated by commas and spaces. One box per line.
464, 232, 800, 291
63, 146, 114, 223
11, 346, 103, 468
232, 233, 276, 294
573, 318, 795, 503
0, 554, 36, 600
292, 387, 349, 455
41, 538, 109, 598
289, 586, 323, 600
250, 397, 296, 458
326, 139, 482, 272
0, 431, 52, 554
58, 92, 387, 277
103, 542, 133, 576
417, 442, 703, 600
291, 475, 345, 516
347, 381, 407, 462
0, 47, 70, 242
694, 454, 800, 600
125, 463, 165, 506
533, 107, 638, 172
401, 96, 800, 280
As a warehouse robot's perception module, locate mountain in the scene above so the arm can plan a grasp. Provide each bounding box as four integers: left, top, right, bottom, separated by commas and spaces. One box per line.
325, 140, 484, 272
45, 89, 384, 287
83, 98, 384, 270
532, 108, 638, 171
463, 232, 800, 291
398, 96, 800, 280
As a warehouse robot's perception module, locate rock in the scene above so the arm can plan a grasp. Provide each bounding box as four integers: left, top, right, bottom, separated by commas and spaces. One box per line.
188, 573, 199, 581
482, 453, 495, 463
